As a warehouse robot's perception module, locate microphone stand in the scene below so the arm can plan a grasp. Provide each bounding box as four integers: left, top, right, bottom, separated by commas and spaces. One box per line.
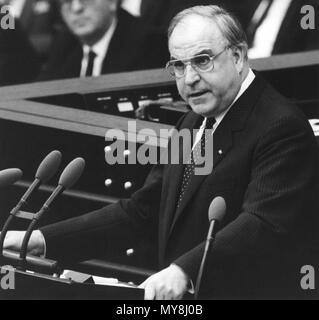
0, 179, 41, 256
0, 208, 61, 275
19, 185, 65, 269
1, 157, 84, 274
0, 150, 62, 261
194, 220, 217, 300
18, 157, 85, 270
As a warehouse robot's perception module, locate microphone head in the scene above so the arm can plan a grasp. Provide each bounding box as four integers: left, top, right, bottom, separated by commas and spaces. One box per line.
0, 168, 23, 188
35, 150, 62, 182
208, 196, 226, 222
58, 158, 85, 190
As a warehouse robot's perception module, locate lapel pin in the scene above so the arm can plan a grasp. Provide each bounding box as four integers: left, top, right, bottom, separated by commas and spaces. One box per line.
218, 149, 223, 155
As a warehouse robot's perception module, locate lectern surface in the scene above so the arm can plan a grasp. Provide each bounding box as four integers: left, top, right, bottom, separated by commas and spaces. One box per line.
0, 268, 144, 300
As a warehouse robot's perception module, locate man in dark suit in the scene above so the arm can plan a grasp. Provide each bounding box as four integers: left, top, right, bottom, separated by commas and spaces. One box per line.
3, 5, 319, 299
38, 0, 168, 80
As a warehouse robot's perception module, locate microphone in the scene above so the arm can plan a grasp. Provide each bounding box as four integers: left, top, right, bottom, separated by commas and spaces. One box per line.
58, 157, 86, 190
0, 168, 23, 188
0, 151, 62, 260
10, 150, 62, 216
19, 158, 86, 266
0, 151, 62, 256
208, 196, 226, 224
194, 196, 226, 300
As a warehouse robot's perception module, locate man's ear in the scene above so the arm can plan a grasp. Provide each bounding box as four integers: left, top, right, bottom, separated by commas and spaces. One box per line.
231, 46, 246, 73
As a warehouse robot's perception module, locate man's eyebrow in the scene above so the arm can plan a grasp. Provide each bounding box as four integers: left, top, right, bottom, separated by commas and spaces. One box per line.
196, 49, 213, 55
170, 49, 213, 60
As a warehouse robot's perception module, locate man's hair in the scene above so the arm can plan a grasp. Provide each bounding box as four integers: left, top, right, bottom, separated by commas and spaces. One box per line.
168, 5, 248, 60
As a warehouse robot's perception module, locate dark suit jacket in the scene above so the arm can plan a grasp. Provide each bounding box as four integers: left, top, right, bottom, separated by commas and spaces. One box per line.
272, 0, 319, 54
18, 0, 60, 56
0, 14, 41, 86
41, 74, 319, 299
38, 9, 169, 81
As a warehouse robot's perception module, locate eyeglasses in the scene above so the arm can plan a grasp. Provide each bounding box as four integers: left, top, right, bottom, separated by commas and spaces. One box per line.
166, 47, 229, 78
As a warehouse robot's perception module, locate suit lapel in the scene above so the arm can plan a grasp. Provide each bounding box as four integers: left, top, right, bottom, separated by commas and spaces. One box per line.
63, 45, 83, 78
102, 25, 124, 73
272, 0, 298, 53
160, 112, 202, 249
167, 74, 266, 237
169, 118, 234, 233
102, 9, 143, 73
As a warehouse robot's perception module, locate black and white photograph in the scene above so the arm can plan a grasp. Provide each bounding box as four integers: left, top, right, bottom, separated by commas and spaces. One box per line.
0, 0, 319, 304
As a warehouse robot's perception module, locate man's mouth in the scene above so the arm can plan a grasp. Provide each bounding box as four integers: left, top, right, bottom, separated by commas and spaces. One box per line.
188, 90, 209, 99
73, 18, 90, 27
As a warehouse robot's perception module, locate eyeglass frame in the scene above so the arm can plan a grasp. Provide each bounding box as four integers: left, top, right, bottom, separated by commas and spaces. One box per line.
165, 46, 230, 78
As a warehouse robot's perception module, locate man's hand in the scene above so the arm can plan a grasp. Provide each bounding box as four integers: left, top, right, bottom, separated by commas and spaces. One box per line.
2, 230, 45, 256
139, 264, 189, 300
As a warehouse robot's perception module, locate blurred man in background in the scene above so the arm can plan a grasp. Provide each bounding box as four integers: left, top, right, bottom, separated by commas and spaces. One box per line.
38, 0, 168, 80
246, 0, 319, 58
134, 0, 319, 57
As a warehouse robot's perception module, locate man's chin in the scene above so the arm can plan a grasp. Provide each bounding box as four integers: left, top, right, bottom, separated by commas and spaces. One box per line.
190, 104, 216, 117
72, 27, 95, 39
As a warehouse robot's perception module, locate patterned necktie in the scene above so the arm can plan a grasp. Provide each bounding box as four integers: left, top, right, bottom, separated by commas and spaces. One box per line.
177, 117, 216, 208
85, 50, 96, 77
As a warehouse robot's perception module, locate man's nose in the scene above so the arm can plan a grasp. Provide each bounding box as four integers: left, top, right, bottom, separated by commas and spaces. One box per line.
70, 0, 84, 12
184, 64, 200, 86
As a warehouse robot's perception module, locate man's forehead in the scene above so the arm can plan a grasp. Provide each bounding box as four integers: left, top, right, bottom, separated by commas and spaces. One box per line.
169, 41, 216, 59
168, 15, 225, 58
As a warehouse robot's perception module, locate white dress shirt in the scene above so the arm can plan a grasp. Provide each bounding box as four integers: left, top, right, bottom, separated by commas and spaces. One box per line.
80, 18, 117, 78
121, 0, 142, 17
248, 0, 293, 59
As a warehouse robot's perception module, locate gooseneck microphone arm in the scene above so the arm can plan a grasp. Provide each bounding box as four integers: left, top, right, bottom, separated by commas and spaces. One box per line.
194, 196, 226, 300
10, 150, 62, 217
10, 179, 41, 215
18, 185, 65, 267
0, 151, 62, 258
0, 169, 23, 255
19, 158, 86, 268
